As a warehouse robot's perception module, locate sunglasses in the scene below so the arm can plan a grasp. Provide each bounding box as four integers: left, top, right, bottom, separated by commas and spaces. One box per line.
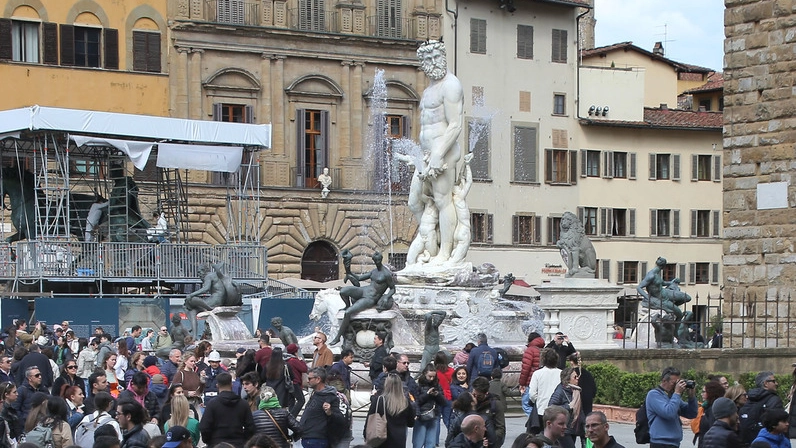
400, 361, 410, 365
66, 365, 77, 369
32, 374, 41, 378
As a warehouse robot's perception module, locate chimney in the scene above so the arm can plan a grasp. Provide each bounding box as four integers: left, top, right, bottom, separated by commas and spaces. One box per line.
660, 103, 668, 110
653, 42, 664, 56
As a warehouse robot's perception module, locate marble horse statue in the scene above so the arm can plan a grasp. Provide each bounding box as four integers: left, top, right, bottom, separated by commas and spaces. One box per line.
0, 167, 97, 243
308, 288, 347, 338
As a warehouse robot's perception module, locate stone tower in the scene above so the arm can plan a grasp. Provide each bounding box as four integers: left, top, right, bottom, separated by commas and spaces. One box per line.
724, 1, 796, 347
578, 0, 596, 50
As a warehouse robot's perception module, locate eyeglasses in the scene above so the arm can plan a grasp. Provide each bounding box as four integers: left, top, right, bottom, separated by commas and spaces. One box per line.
400, 361, 410, 365
32, 374, 41, 378
766, 379, 778, 383
66, 365, 77, 369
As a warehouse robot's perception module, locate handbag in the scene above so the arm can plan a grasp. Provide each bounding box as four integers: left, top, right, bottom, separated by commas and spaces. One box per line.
264, 410, 292, 444
418, 403, 436, 422
365, 396, 388, 447
526, 408, 542, 434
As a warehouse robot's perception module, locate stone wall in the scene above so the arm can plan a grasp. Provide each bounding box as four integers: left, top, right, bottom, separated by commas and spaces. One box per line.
723, 0, 796, 347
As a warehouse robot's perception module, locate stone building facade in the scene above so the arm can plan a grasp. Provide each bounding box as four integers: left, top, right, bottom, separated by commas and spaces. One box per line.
724, 0, 796, 347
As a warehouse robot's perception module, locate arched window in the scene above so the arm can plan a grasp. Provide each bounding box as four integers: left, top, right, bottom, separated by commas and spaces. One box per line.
301, 241, 339, 283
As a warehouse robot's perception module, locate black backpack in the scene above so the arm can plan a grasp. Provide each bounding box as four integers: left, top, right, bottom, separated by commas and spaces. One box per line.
739, 397, 769, 443
495, 348, 510, 368
634, 400, 651, 444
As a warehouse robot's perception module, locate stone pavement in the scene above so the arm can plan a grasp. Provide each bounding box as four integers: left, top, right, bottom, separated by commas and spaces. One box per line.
346, 413, 699, 448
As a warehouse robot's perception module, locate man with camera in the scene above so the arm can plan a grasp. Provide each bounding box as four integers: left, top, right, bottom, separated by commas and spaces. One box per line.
546, 332, 576, 370
646, 366, 698, 448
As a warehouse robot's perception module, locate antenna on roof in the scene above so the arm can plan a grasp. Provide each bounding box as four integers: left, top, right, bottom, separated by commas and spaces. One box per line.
654, 23, 676, 58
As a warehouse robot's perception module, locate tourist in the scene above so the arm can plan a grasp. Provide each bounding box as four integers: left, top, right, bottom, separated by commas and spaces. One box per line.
448, 414, 486, 448
153, 327, 173, 357
529, 349, 562, 428
117, 399, 151, 447
537, 405, 569, 447
140, 329, 155, 354
53, 336, 72, 367
119, 372, 161, 426
172, 354, 202, 409
125, 352, 147, 387
255, 335, 273, 371
510, 433, 546, 448
0, 356, 12, 385
22, 391, 48, 436
252, 385, 301, 448
701, 397, 743, 448
453, 343, 475, 367
710, 328, 723, 348
434, 350, 454, 434
365, 373, 415, 448
127, 326, 142, 355
445, 392, 476, 447
95, 334, 114, 370
472, 376, 505, 448
160, 350, 181, 385
311, 333, 333, 369
51, 360, 85, 398
14, 344, 53, 389
12, 366, 49, 434
740, 371, 785, 443
35, 396, 72, 447
726, 384, 748, 411
489, 368, 510, 413
450, 366, 470, 401
200, 350, 223, 406
299, 367, 347, 448
0, 382, 19, 443
584, 411, 625, 448
14, 321, 33, 351
193, 341, 213, 372
751, 409, 791, 448
164, 395, 200, 446
142, 356, 163, 381
466, 333, 498, 380
199, 372, 255, 447
548, 367, 585, 448
103, 353, 122, 398
159, 383, 199, 432
63, 385, 85, 429
519, 332, 544, 395
694, 380, 725, 446
160, 425, 192, 448
566, 353, 596, 416
545, 332, 576, 370
76, 338, 99, 380
413, 364, 446, 448
284, 344, 307, 417
2, 329, 18, 359
264, 347, 292, 409
368, 332, 389, 381
329, 349, 354, 394
646, 366, 698, 448
707, 374, 730, 390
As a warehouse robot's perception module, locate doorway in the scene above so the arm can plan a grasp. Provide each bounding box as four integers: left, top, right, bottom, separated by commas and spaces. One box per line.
301, 241, 339, 282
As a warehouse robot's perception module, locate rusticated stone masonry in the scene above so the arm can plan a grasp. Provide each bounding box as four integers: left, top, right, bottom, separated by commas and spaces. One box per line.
723, 0, 796, 347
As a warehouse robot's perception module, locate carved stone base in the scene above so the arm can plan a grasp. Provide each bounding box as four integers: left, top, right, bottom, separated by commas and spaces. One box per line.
396, 262, 500, 287
339, 309, 420, 359
535, 278, 623, 349
197, 306, 252, 341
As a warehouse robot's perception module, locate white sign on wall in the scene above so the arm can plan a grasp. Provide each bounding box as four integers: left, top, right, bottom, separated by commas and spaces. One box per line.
757, 181, 789, 210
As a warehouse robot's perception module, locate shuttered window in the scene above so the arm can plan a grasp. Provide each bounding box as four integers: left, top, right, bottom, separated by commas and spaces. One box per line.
512, 214, 540, 244
471, 212, 493, 243
103, 28, 118, 69
42, 22, 57, 64
132, 31, 161, 73
299, 0, 325, 31
552, 28, 567, 63
517, 25, 533, 59
376, 0, 402, 38
513, 125, 537, 183
470, 18, 486, 54
468, 118, 490, 181
59, 25, 117, 68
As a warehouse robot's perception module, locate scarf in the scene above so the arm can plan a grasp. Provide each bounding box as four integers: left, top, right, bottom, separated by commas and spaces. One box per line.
568, 385, 582, 429
259, 396, 281, 410
126, 383, 148, 407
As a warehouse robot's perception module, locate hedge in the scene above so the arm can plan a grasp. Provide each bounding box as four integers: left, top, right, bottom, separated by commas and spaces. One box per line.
585, 362, 791, 409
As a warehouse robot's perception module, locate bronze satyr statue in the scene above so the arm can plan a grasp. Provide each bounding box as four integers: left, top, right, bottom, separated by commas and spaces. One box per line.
184, 262, 242, 337
636, 256, 691, 321
330, 252, 396, 345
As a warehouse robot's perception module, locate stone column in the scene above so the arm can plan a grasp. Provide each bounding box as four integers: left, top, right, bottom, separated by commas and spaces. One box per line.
339, 61, 352, 159
271, 55, 286, 157
173, 47, 190, 118
189, 49, 204, 120
350, 62, 364, 159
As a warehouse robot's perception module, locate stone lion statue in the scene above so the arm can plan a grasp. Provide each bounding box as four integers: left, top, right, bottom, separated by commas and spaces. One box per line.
556, 211, 597, 278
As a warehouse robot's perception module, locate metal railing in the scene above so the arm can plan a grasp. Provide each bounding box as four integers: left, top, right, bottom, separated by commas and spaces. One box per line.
7, 241, 267, 281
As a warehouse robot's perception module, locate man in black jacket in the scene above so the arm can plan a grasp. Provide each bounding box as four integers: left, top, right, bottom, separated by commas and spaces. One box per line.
13, 345, 53, 388
199, 372, 255, 448
449, 415, 487, 448
546, 332, 576, 370
11, 366, 48, 434
585, 411, 625, 448
739, 370, 784, 443
116, 399, 150, 448
299, 367, 347, 448
367, 332, 388, 381
702, 397, 743, 448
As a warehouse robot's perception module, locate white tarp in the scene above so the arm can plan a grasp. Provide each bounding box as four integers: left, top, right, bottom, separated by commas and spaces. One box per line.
70, 135, 153, 171
156, 143, 243, 173
0, 105, 271, 147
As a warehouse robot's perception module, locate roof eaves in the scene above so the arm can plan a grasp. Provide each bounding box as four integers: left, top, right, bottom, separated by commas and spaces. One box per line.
579, 118, 721, 132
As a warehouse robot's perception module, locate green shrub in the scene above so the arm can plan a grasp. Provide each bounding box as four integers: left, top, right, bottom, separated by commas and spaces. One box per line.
587, 362, 624, 405
618, 372, 659, 408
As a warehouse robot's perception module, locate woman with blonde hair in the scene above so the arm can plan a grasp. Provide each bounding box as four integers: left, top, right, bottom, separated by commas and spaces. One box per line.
365, 373, 416, 448
164, 394, 200, 445
726, 383, 748, 411
173, 353, 203, 407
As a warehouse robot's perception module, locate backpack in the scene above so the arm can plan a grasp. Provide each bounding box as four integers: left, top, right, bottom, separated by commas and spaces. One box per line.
327, 390, 352, 444
23, 422, 54, 448
634, 401, 650, 444
477, 350, 495, 376
495, 348, 510, 369
739, 397, 770, 444
74, 413, 115, 448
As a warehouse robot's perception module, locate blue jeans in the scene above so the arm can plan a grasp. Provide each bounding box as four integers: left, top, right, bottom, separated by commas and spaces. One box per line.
413, 417, 438, 448
302, 439, 330, 448
436, 401, 452, 444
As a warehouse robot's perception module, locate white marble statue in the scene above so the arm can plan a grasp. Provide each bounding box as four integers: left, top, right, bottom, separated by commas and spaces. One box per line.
398, 40, 465, 270
318, 167, 332, 198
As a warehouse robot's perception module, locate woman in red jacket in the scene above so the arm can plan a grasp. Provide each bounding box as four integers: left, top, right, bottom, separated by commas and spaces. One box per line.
519, 332, 544, 394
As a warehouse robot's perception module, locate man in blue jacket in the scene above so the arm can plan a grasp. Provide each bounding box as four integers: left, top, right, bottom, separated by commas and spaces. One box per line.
466, 333, 498, 380
646, 366, 698, 448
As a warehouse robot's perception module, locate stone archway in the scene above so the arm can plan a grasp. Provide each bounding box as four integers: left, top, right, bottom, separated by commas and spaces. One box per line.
301, 241, 339, 282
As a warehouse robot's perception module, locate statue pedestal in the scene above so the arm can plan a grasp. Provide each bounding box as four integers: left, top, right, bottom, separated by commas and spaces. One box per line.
535, 278, 622, 349
338, 308, 421, 358
197, 306, 252, 341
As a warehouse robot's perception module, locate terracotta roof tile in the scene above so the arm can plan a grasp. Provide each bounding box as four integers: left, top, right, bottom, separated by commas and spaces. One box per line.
579, 107, 722, 130
683, 72, 724, 94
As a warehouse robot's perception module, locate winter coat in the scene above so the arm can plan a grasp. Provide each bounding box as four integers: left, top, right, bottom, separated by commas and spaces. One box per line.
121, 424, 151, 448
0, 404, 19, 441
11, 380, 48, 434
448, 432, 482, 448
364, 393, 415, 448
518, 337, 545, 387
466, 342, 498, 380
199, 390, 256, 448
701, 420, 744, 448
475, 393, 505, 448
252, 407, 301, 448
299, 385, 346, 441
445, 410, 475, 447
416, 376, 446, 420
369, 345, 389, 380
159, 360, 179, 384
14, 352, 54, 388
285, 356, 308, 386
118, 386, 161, 423
549, 383, 585, 437
51, 373, 86, 397
752, 428, 791, 448
76, 349, 97, 379
95, 342, 113, 368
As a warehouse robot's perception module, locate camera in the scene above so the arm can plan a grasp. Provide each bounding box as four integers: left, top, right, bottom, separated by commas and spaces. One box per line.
684, 380, 696, 389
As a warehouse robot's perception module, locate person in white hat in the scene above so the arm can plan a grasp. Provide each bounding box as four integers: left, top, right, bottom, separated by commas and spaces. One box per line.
200, 350, 223, 405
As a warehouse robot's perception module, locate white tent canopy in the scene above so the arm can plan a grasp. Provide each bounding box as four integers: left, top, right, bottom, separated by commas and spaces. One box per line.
0, 105, 271, 147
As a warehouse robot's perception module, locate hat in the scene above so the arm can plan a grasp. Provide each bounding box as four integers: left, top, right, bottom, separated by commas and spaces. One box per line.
712, 397, 737, 419
286, 343, 299, 355
207, 350, 222, 362
143, 356, 159, 368
162, 425, 191, 448
36, 336, 49, 346
151, 374, 165, 385
259, 386, 276, 402
53, 325, 63, 332
236, 347, 246, 354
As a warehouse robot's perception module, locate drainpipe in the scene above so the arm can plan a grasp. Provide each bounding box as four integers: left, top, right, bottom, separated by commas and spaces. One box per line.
445, 0, 458, 75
